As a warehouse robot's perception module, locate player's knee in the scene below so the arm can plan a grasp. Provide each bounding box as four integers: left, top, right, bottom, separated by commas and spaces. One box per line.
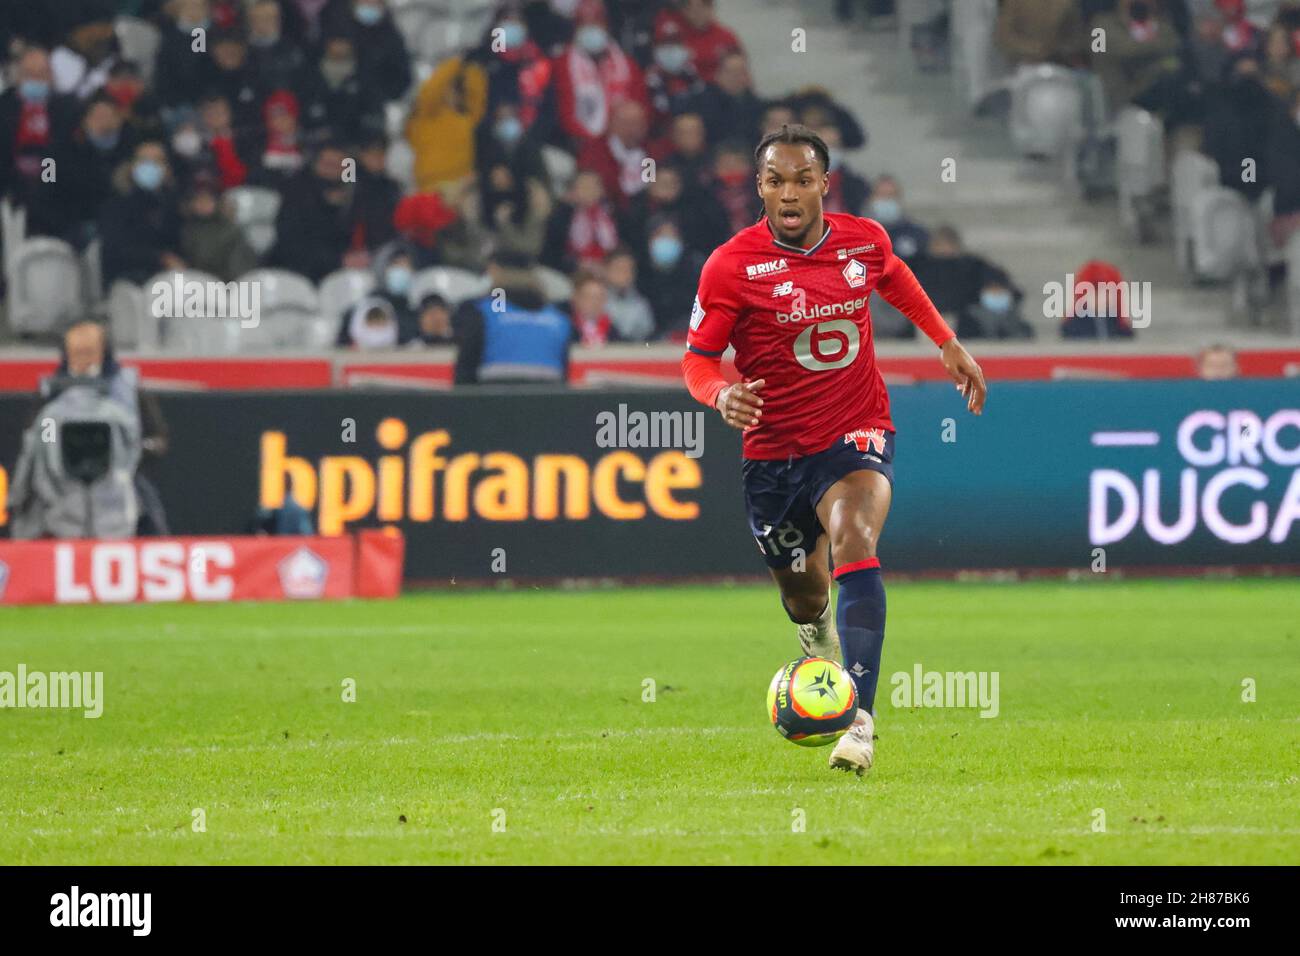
829, 522, 878, 564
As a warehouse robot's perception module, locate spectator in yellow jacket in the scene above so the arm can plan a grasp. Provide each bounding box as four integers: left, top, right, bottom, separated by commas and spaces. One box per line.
407, 56, 487, 192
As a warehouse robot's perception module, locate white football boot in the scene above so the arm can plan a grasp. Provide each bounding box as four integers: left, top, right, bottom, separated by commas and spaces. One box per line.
796, 599, 840, 662
829, 708, 875, 777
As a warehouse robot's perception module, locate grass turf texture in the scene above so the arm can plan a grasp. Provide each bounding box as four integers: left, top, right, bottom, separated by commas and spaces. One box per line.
1, 579, 1297, 865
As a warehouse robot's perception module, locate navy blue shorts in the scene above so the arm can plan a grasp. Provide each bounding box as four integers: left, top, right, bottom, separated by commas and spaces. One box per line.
742, 428, 895, 569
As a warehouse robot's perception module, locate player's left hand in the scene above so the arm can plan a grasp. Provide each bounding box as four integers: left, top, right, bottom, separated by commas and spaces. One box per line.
940, 338, 987, 415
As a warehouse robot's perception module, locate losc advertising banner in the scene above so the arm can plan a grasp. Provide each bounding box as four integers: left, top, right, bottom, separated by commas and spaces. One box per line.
0, 532, 403, 605
0, 381, 1296, 580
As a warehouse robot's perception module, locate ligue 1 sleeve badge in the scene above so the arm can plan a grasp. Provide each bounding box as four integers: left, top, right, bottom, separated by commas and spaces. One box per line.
842, 258, 868, 289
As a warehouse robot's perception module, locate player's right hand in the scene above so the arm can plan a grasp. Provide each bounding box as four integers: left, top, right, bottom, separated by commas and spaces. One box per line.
716, 379, 765, 430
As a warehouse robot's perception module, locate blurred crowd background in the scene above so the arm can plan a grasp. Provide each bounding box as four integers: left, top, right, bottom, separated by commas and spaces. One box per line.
1, 0, 1298, 356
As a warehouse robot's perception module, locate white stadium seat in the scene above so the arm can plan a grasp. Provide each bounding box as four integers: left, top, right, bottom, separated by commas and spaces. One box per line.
534, 265, 574, 303
1115, 107, 1167, 241
144, 270, 241, 354
234, 268, 321, 350
319, 269, 377, 323
1171, 151, 1221, 275
8, 237, 84, 336
224, 186, 281, 256
409, 266, 491, 306
1009, 65, 1086, 159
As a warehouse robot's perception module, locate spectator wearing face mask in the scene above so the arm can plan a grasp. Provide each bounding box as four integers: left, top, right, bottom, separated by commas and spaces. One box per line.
646, 16, 706, 137
868, 174, 928, 260
180, 180, 258, 281
408, 53, 488, 192
603, 246, 655, 341
337, 242, 418, 346
322, 0, 413, 104
475, 101, 550, 191
467, 6, 556, 142
99, 140, 186, 285
639, 216, 704, 339
1060, 260, 1136, 338
959, 272, 1035, 339
541, 169, 621, 273
0, 47, 80, 238
51, 94, 129, 247
620, 161, 727, 264
657, 0, 744, 85
300, 34, 385, 148
553, 0, 650, 143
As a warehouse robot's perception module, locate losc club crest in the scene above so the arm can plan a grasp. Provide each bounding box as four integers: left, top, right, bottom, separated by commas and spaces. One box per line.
842, 258, 868, 289
278, 547, 329, 599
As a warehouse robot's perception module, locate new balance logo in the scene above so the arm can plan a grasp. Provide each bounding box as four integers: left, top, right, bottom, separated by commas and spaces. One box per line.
746, 257, 789, 279
772, 281, 794, 297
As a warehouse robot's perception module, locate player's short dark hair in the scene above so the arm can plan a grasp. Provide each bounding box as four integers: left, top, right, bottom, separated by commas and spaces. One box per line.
754, 123, 830, 174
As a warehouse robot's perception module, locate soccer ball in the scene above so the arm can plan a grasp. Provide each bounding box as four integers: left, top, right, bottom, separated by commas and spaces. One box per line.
766, 657, 858, 747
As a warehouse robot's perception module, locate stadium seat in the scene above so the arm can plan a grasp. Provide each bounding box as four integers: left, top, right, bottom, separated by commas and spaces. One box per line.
224, 186, 281, 257
234, 268, 321, 350
409, 266, 491, 306
1009, 65, 1086, 159
1185, 188, 1258, 282
144, 270, 241, 354
391, 2, 439, 57
81, 238, 104, 311
534, 265, 574, 303
385, 139, 416, 191
1171, 151, 1220, 275
7, 238, 84, 337
1115, 107, 1166, 242
114, 17, 161, 84
949, 0, 1006, 111
107, 279, 151, 349
319, 269, 377, 322
540, 146, 578, 195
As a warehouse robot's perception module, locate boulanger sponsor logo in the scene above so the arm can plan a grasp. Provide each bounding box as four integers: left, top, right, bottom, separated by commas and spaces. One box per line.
746, 257, 789, 279
261, 418, 703, 534
0, 665, 103, 718
278, 546, 329, 599
775, 294, 870, 323
1090, 408, 1300, 546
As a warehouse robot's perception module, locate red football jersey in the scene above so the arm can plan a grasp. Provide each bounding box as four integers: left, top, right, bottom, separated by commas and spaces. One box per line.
687, 213, 944, 460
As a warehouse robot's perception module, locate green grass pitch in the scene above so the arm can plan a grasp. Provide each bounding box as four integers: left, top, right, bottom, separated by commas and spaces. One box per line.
1, 579, 1297, 865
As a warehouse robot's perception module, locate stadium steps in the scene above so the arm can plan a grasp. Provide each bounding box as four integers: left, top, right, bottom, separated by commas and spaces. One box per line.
727, 0, 1297, 346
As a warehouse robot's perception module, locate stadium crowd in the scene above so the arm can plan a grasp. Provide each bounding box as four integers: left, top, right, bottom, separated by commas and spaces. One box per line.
2, 0, 1298, 356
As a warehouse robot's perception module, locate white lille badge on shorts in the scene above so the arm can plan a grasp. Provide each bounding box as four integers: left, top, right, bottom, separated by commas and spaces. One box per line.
842, 259, 868, 289
690, 295, 706, 330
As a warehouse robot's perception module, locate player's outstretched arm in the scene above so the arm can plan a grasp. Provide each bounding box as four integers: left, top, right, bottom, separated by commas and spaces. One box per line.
940, 339, 987, 415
